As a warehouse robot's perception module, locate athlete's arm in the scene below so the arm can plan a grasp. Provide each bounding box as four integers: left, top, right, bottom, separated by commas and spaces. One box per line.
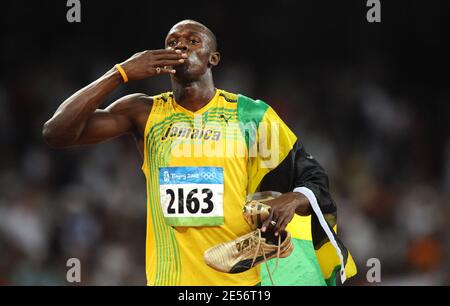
261, 140, 336, 235
69, 93, 151, 146
42, 49, 186, 148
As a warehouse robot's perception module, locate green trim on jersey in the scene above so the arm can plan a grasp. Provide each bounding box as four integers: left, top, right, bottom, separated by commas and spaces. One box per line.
146, 111, 186, 285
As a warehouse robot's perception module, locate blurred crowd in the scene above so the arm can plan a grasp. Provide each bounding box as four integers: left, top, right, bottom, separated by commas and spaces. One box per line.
1, 1, 448, 285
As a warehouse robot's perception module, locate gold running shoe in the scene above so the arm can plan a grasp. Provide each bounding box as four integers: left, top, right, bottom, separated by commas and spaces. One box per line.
204, 229, 294, 284
242, 191, 281, 229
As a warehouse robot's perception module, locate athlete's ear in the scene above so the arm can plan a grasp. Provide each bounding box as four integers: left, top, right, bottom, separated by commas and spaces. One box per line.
208, 52, 221, 67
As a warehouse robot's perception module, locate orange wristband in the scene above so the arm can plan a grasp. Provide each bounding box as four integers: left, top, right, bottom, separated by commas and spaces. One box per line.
115, 64, 129, 83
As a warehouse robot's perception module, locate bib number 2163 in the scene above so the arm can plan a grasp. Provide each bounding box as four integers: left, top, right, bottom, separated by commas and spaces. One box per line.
165, 188, 213, 214
159, 167, 224, 227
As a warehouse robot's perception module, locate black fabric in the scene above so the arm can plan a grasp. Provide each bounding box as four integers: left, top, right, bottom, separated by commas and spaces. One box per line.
259, 139, 337, 214
259, 139, 342, 249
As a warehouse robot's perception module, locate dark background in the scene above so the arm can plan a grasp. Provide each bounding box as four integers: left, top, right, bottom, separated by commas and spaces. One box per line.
0, 0, 448, 285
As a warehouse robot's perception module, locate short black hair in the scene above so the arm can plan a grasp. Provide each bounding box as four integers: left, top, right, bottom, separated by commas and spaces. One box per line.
169, 19, 217, 52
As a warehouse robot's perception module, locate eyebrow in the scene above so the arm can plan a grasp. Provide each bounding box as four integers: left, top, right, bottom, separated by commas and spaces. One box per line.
166, 30, 205, 39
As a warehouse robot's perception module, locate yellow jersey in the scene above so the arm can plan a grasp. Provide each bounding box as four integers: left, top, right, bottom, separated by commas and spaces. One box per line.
141, 88, 356, 286
142, 89, 284, 285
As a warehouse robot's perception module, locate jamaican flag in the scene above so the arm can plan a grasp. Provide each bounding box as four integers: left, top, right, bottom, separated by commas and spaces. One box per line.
238, 94, 357, 286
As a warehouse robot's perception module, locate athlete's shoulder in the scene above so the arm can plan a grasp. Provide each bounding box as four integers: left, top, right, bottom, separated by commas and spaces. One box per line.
107, 93, 152, 115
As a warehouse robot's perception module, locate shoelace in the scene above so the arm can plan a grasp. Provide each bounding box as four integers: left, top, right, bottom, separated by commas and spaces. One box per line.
248, 229, 281, 286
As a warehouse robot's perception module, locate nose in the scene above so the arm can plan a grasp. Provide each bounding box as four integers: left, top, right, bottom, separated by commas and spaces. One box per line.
175, 40, 188, 52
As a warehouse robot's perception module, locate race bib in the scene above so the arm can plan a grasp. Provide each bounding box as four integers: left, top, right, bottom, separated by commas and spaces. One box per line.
159, 167, 224, 226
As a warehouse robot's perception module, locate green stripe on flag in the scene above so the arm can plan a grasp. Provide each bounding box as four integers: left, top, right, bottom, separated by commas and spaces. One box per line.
261, 238, 327, 286
237, 95, 269, 151
324, 265, 340, 286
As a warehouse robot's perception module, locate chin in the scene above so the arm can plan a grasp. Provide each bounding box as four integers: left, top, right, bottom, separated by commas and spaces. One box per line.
174, 67, 197, 83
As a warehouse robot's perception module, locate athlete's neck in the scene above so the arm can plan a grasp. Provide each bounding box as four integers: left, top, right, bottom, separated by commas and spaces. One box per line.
171, 72, 216, 112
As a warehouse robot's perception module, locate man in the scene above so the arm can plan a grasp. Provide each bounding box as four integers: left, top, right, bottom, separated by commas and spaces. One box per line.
43, 20, 356, 286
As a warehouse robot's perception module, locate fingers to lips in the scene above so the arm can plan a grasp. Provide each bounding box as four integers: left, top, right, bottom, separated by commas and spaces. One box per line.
158, 67, 176, 75
152, 51, 187, 73
151, 49, 182, 55
156, 59, 186, 67
154, 53, 188, 60
135, 49, 188, 76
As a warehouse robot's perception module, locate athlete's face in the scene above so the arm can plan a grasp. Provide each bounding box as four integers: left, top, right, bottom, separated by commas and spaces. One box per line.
165, 21, 220, 81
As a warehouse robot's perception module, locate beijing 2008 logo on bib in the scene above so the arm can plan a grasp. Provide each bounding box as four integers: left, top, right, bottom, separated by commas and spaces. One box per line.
159, 167, 224, 227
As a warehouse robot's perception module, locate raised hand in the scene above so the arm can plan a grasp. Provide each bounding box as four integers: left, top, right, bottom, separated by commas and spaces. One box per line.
119, 49, 187, 81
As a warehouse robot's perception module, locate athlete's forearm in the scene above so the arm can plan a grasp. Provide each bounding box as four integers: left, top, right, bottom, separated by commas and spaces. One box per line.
43, 49, 185, 148
42, 67, 122, 147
